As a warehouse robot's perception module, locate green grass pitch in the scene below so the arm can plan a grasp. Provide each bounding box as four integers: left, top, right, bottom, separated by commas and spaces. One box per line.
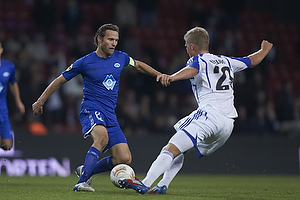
1, 174, 299, 200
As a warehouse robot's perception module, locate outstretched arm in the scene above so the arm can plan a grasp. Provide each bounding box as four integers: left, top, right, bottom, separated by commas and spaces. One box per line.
248, 40, 273, 68
157, 66, 198, 87
133, 60, 162, 77
9, 82, 25, 114
32, 75, 67, 115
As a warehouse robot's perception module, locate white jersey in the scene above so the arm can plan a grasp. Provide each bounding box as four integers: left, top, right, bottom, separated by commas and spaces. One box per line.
187, 53, 251, 118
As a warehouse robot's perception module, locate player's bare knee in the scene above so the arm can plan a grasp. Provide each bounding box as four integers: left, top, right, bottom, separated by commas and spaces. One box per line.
125, 156, 132, 165
162, 143, 173, 152
161, 143, 181, 157
92, 137, 109, 152
114, 154, 132, 165
120, 154, 132, 165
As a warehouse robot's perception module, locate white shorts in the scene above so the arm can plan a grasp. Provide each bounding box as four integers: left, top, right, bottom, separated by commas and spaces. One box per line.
169, 106, 234, 157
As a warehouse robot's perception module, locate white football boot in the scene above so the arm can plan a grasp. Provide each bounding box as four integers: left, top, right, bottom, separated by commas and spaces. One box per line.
73, 182, 95, 192
74, 165, 93, 186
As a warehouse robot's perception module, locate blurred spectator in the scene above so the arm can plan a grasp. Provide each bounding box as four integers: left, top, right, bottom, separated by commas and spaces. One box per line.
233, 105, 251, 134
249, 106, 272, 136
222, 30, 237, 55
220, 0, 245, 28
63, 0, 82, 37
25, 32, 48, 62
275, 80, 294, 122
205, 17, 218, 52
274, 80, 300, 137
188, 1, 210, 28
114, 0, 138, 55
151, 89, 169, 133
294, 93, 300, 120
5, 34, 22, 56
15, 48, 33, 117
114, 0, 137, 29
234, 71, 249, 108
71, 32, 94, 58
33, 0, 56, 41
138, 94, 152, 131
246, 70, 267, 118
137, 0, 158, 27
165, 93, 181, 131
265, 100, 279, 133
44, 64, 64, 132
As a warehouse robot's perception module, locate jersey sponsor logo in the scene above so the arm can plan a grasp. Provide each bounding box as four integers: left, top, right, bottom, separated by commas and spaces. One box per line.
3, 72, 9, 77
66, 64, 73, 71
114, 63, 121, 68
103, 74, 116, 90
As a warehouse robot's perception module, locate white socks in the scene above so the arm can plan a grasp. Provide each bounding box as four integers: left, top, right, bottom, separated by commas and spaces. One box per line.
158, 153, 184, 187
142, 151, 174, 187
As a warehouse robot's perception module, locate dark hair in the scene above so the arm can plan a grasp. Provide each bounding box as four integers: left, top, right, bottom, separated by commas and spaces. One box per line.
93, 24, 119, 46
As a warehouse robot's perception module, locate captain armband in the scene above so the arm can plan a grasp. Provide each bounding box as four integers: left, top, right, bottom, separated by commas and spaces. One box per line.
126, 57, 136, 68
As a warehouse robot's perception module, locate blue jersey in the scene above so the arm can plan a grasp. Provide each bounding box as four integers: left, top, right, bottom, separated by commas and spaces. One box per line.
0, 59, 17, 115
62, 50, 134, 120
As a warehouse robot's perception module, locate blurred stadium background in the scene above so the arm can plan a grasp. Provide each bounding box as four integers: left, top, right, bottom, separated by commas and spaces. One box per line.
0, 0, 299, 176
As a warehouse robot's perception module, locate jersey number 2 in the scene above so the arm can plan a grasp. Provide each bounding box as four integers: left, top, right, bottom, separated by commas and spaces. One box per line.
213, 66, 233, 90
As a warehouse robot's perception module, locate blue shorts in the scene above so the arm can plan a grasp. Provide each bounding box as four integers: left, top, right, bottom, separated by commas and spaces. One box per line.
0, 115, 13, 140
80, 109, 127, 152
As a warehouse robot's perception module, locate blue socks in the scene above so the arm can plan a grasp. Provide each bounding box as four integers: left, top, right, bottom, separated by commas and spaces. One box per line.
91, 156, 113, 176
77, 146, 100, 184
77, 148, 114, 184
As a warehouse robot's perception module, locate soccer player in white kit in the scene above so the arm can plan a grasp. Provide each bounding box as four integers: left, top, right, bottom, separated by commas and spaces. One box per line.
118, 27, 273, 194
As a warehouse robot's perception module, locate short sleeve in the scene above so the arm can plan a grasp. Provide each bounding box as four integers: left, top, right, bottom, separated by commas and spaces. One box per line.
186, 56, 200, 71
62, 58, 83, 81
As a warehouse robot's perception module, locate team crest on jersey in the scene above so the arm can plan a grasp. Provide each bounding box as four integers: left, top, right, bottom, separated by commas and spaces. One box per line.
66, 64, 73, 71
103, 74, 116, 90
3, 72, 9, 77
114, 63, 121, 68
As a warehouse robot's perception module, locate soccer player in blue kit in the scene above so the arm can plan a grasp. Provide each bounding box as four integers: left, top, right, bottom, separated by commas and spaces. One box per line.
32, 24, 162, 192
0, 42, 25, 151
118, 27, 273, 194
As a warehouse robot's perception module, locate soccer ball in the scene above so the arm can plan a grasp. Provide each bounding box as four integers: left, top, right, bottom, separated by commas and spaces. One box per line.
110, 164, 135, 187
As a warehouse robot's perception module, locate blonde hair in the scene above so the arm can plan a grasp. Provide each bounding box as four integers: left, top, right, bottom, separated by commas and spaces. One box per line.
184, 27, 209, 50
